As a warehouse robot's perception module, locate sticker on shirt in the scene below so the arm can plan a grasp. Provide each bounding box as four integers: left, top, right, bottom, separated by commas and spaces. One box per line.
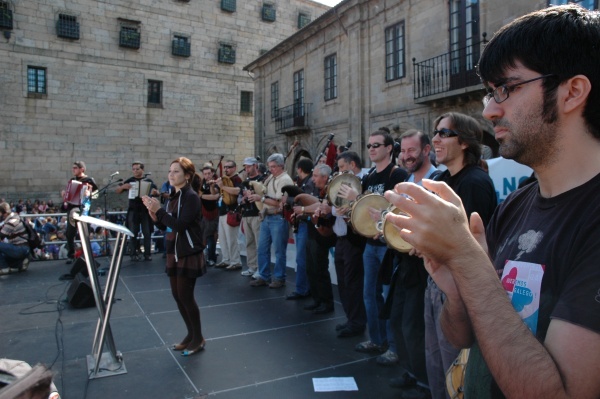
501, 260, 545, 335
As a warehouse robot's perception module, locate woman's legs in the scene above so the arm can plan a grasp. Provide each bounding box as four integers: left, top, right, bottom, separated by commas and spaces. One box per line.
170, 275, 204, 349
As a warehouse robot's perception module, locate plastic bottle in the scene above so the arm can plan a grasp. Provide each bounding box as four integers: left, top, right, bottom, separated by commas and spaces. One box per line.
82, 193, 91, 216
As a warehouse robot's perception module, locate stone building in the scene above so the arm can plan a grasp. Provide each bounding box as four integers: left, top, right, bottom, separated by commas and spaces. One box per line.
244, 0, 593, 172
0, 0, 330, 201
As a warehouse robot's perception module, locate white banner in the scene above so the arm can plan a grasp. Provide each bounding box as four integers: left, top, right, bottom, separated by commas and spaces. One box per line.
486, 157, 533, 203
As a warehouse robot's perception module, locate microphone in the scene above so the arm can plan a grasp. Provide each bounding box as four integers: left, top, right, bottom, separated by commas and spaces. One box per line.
110, 171, 119, 177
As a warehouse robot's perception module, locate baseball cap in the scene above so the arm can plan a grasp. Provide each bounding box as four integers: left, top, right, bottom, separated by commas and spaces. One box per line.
243, 157, 258, 166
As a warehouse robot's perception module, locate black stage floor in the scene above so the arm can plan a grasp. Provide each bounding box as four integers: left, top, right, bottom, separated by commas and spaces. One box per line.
0, 256, 403, 399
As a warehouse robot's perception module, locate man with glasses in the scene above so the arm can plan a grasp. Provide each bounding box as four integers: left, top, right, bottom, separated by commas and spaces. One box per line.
60, 161, 97, 264
214, 160, 243, 270
116, 162, 158, 261
355, 130, 408, 355
249, 153, 293, 288
425, 113, 496, 399
239, 157, 263, 278
385, 5, 600, 398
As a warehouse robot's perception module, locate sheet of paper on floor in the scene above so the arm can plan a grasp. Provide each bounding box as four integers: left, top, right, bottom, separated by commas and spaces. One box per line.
313, 377, 358, 392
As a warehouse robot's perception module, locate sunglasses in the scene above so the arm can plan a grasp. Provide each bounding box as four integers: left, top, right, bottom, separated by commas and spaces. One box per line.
366, 142, 386, 149
433, 128, 460, 138
224, 165, 235, 169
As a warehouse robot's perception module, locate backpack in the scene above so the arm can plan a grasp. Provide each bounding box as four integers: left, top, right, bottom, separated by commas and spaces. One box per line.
21, 220, 43, 254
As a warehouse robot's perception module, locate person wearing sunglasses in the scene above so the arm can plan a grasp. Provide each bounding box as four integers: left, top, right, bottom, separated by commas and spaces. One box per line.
385, 5, 600, 398
354, 130, 408, 359
424, 112, 497, 399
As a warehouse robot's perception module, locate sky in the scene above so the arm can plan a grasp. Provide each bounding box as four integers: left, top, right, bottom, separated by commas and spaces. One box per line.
313, 0, 344, 7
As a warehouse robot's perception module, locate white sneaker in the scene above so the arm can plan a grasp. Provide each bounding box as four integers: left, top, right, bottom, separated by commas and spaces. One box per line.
252, 271, 260, 280
240, 269, 253, 276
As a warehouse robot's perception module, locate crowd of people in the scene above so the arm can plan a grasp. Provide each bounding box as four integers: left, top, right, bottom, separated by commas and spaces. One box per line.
1, 5, 599, 398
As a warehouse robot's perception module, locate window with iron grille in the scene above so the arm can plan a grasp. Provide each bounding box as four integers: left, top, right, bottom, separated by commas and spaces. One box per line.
56, 14, 80, 40
148, 80, 162, 106
293, 69, 305, 118
324, 53, 337, 101
172, 35, 190, 57
221, 0, 236, 12
218, 43, 236, 64
27, 66, 47, 96
548, 0, 597, 9
385, 22, 405, 82
298, 13, 311, 29
120, 26, 141, 49
271, 81, 279, 119
0, 1, 13, 30
262, 4, 276, 22
241, 91, 253, 114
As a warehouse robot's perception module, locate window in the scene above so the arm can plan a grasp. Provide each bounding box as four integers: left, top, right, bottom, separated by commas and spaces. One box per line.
324, 54, 337, 101
271, 81, 279, 119
449, 0, 480, 89
298, 13, 311, 29
293, 69, 305, 118
221, 0, 236, 13
548, 0, 597, 9
148, 80, 162, 106
262, 3, 276, 22
218, 43, 236, 64
0, 1, 13, 30
56, 14, 79, 40
385, 22, 405, 81
241, 91, 253, 114
172, 35, 190, 57
119, 25, 141, 49
27, 66, 47, 96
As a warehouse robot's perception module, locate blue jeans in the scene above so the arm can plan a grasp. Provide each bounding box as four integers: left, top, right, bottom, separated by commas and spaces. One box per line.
257, 215, 289, 282
0, 242, 29, 269
294, 222, 309, 295
363, 243, 388, 346
425, 278, 460, 399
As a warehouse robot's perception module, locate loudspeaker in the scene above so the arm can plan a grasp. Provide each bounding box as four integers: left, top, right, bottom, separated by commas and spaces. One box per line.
67, 274, 95, 308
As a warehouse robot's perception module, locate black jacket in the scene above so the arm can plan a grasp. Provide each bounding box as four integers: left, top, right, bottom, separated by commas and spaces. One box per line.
154, 185, 204, 260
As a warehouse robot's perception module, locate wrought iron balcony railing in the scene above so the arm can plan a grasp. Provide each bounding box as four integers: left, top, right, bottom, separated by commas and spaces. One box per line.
413, 37, 487, 100
274, 103, 310, 133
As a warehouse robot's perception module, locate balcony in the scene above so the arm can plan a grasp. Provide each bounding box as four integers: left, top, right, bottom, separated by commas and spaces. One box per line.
412, 36, 487, 103
275, 103, 311, 135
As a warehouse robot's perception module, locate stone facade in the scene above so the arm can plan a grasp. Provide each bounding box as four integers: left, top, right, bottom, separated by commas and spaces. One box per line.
0, 0, 330, 202
244, 0, 549, 171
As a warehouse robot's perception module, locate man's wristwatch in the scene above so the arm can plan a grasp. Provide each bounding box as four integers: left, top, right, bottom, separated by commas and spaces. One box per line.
261, 196, 266, 203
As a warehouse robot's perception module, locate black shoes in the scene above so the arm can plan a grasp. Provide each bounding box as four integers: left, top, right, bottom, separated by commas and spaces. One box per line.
312, 304, 334, 315
389, 372, 418, 389
286, 291, 310, 300
337, 326, 365, 338
303, 302, 321, 311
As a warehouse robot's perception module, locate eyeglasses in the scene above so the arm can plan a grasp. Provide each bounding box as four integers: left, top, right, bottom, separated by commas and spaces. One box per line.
433, 128, 460, 138
224, 165, 235, 169
484, 74, 555, 105
366, 142, 386, 149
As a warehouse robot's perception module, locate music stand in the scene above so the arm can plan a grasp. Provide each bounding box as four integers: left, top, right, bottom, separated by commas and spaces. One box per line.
74, 213, 134, 379
94, 178, 123, 255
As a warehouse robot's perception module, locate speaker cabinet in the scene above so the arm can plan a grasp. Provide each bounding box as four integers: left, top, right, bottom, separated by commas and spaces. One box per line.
67, 274, 95, 308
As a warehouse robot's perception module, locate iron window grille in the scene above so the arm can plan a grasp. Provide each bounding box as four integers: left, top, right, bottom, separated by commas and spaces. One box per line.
27, 66, 47, 96
172, 36, 190, 57
148, 80, 162, 106
298, 13, 311, 29
271, 81, 279, 119
120, 26, 141, 49
56, 14, 80, 40
218, 44, 236, 64
324, 54, 337, 101
241, 91, 253, 114
262, 4, 276, 22
385, 22, 405, 82
221, 0, 236, 13
0, 1, 12, 30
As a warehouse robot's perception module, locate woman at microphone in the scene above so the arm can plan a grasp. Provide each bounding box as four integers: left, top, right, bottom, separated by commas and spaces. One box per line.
142, 157, 206, 356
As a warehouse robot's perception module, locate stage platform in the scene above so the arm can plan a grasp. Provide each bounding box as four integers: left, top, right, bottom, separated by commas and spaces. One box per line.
0, 255, 403, 399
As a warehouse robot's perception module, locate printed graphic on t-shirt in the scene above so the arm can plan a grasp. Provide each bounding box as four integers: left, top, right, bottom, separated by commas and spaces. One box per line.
501, 260, 545, 334
367, 183, 385, 195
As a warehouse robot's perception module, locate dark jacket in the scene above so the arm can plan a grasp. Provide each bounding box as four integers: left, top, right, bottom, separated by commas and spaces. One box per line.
154, 185, 204, 261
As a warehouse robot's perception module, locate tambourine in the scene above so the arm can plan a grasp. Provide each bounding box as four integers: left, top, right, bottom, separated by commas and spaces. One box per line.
376, 206, 413, 253
349, 194, 389, 238
326, 172, 362, 209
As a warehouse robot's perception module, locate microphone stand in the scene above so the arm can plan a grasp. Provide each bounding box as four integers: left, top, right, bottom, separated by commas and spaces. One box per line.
96, 176, 123, 256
